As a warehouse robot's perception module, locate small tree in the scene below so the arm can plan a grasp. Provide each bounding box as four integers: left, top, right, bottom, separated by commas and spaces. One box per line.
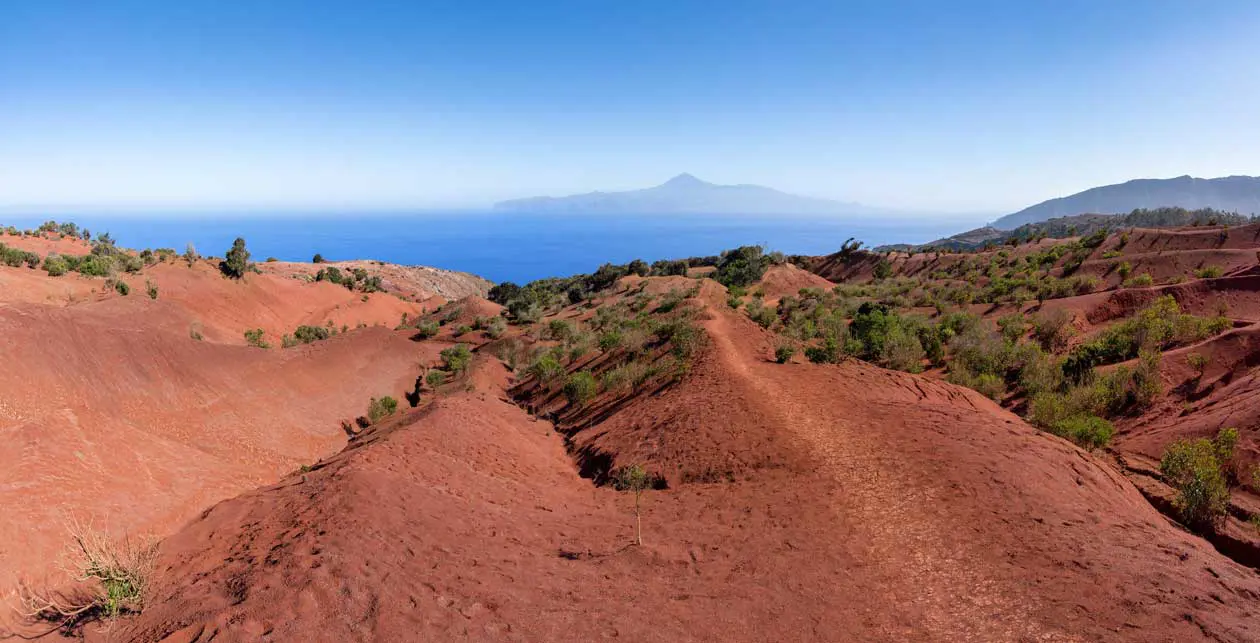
1185, 353, 1209, 379
220, 237, 251, 279
615, 465, 651, 546
312, 253, 325, 263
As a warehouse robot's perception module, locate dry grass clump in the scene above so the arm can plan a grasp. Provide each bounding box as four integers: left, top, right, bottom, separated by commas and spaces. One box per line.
13, 519, 156, 629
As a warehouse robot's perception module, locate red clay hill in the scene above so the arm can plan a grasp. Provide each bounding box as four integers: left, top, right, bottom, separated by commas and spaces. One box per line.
2, 223, 1259, 642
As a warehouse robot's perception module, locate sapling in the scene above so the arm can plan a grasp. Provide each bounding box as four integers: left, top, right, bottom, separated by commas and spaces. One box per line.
616, 464, 651, 546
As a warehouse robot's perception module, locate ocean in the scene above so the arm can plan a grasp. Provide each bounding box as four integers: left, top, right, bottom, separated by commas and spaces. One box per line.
0, 211, 983, 284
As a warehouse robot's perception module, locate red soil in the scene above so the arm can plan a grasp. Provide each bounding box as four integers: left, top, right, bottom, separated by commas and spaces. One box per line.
755, 263, 835, 301
0, 231, 94, 257
0, 296, 435, 592
0, 254, 476, 631
101, 282, 1260, 642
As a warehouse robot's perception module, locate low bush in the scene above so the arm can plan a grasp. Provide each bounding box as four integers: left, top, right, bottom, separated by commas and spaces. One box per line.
367, 395, 398, 423
43, 255, 69, 276
1194, 265, 1223, 279
440, 344, 473, 373
292, 324, 332, 344
804, 335, 842, 364
1031, 308, 1073, 351
1160, 428, 1236, 532
244, 328, 270, 348
1065, 296, 1227, 378
527, 352, 565, 383
16, 521, 155, 621
775, 344, 796, 364
1048, 415, 1114, 451
1186, 352, 1209, 377
425, 370, 446, 389
563, 371, 599, 405
997, 312, 1027, 343
413, 320, 440, 339
598, 329, 624, 352
1122, 273, 1154, 288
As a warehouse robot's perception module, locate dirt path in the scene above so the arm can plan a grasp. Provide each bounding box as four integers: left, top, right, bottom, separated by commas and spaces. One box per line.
701, 306, 1063, 641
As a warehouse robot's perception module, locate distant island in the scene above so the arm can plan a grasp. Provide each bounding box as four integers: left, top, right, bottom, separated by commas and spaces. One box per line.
992, 175, 1260, 229
493, 173, 885, 216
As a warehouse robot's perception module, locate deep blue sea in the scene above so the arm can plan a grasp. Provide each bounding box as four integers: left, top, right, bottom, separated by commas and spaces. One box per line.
0, 211, 985, 284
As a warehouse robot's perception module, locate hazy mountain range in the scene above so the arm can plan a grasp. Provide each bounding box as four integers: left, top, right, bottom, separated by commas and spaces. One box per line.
991, 175, 1260, 229
495, 173, 1260, 232
493, 173, 886, 216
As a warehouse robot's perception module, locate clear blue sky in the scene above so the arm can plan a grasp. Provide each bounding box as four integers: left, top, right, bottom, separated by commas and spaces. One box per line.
2, 0, 1258, 213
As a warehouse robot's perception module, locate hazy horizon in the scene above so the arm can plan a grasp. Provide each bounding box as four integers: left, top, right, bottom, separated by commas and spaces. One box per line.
4, 1, 1260, 214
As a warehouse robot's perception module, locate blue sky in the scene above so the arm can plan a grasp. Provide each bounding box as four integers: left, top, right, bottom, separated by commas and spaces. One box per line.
2, 0, 1259, 213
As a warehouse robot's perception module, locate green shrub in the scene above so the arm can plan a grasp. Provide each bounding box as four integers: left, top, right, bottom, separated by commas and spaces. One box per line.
1160, 428, 1236, 532
563, 371, 599, 405
1123, 273, 1154, 288
1186, 352, 1209, 377
745, 299, 776, 329
293, 324, 331, 344
413, 320, 440, 339
367, 395, 398, 423
43, 255, 69, 276
244, 328, 270, 348
601, 361, 647, 392
455, 324, 473, 336
651, 320, 699, 360
440, 344, 473, 373
1018, 347, 1063, 398
997, 313, 1027, 343
1049, 415, 1114, 450
546, 319, 576, 342
75, 254, 113, 277
882, 324, 925, 372
948, 369, 1006, 400
804, 336, 842, 364
1194, 265, 1223, 279
775, 344, 796, 364
312, 253, 325, 263
114, 280, 130, 296
598, 330, 624, 352
714, 245, 768, 288
872, 257, 892, 280
527, 353, 565, 382
425, 370, 446, 389
220, 237, 251, 279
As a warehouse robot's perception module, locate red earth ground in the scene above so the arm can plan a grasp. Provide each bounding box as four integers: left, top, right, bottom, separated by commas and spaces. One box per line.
0, 241, 487, 636
90, 277, 1260, 642
3, 228, 1260, 641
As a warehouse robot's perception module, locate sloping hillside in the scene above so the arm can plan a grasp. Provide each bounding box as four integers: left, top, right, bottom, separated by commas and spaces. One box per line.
993, 175, 1260, 229
103, 276, 1260, 642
